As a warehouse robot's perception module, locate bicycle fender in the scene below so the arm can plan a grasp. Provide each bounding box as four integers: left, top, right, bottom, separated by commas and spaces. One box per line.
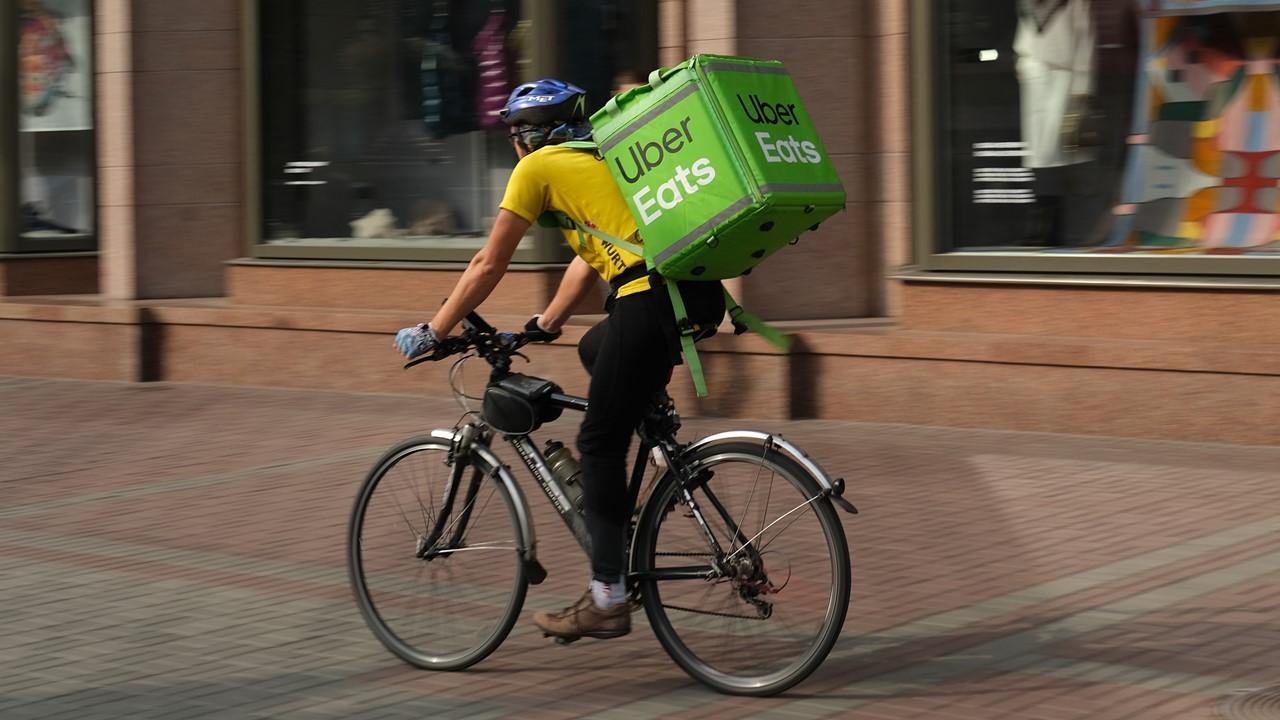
429, 429, 544, 571
681, 431, 858, 515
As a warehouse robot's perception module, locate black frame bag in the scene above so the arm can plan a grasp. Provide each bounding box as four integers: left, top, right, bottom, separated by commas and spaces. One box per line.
481, 373, 563, 435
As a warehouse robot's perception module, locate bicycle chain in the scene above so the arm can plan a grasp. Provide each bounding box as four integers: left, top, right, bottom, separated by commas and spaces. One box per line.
653, 551, 717, 558
661, 603, 768, 621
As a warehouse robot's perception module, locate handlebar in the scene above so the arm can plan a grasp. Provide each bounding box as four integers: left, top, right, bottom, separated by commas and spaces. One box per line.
402, 311, 531, 375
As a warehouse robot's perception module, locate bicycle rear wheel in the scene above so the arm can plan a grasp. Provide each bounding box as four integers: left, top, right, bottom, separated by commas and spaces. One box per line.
348, 435, 527, 670
633, 441, 850, 696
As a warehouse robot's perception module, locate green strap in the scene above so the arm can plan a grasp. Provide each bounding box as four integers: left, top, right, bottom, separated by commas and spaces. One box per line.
666, 282, 709, 398
724, 289, 791, 352
548, 211, 646, 259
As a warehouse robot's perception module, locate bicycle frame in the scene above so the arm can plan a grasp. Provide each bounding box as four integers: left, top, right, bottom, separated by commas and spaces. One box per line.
419, 389, 741, 587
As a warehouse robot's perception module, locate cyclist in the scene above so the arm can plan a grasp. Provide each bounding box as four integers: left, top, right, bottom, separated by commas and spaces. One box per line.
394, 79, 725, 641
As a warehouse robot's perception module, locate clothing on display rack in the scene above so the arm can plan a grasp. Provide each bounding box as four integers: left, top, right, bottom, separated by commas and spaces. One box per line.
474, 8, 512, 129
415, 0, 520, 138
420, 0, 476, 138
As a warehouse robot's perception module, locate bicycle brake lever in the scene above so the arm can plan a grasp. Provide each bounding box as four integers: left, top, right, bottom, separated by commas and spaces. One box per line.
402, 336, 470, 369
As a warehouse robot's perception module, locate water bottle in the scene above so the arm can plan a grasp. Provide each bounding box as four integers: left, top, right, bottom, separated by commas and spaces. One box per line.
543, 440, 586, 513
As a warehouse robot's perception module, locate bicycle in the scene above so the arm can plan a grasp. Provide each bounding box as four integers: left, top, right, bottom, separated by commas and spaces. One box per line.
347, 311, 857, 696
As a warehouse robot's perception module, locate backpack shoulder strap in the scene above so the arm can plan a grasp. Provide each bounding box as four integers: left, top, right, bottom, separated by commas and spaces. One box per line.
536, 209, 646, 259
557, 139, 599, 153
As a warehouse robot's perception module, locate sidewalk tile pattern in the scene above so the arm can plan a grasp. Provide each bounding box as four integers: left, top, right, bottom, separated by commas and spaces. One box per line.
2, 377, 1279, 719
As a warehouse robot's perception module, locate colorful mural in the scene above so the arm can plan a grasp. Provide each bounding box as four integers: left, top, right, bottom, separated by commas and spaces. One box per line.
1108, 1, 1280, 254
19, 0, 76, 118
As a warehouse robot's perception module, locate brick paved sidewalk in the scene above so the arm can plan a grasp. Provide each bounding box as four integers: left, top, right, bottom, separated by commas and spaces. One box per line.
2, 377, 1279, 719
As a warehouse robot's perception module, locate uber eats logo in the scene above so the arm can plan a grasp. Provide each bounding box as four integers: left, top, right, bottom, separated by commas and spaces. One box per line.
737, 93, 822, 165
614, 116, 717, 225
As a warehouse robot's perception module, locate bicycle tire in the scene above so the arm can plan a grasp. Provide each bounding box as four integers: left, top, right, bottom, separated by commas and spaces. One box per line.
348, 435, 528, 671
633, 440, 850, 696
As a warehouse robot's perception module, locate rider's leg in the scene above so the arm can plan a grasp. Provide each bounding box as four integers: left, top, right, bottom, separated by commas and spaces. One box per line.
576, 293, 674, 590
574, 282, 725, 588
534, 283, 723, 639
532, 294, 672, 640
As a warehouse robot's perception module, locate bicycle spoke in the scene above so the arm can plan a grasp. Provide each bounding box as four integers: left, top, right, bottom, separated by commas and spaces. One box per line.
387, 480, 425, 544
757, 463, 775, 552
725, 494, 823, 562
433, 482, 495, 548
730, 451, 767, 550
410, 453, 434, 533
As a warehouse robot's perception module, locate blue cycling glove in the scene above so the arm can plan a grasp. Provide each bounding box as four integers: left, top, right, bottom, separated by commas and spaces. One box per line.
394, 323, 439, 359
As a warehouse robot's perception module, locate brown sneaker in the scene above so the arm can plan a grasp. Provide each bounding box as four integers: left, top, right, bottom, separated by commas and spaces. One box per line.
533, 588, 631, 640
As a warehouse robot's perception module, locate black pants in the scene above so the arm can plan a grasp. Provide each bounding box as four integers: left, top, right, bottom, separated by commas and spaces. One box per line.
576, 281, 724, 583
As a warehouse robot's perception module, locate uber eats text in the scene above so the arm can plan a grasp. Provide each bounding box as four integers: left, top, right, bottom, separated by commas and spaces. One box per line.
614, 116, 716, 226
737, 93, 822, 165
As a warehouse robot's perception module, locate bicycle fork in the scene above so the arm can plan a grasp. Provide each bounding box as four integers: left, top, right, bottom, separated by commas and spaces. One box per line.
417, 424, 486, 561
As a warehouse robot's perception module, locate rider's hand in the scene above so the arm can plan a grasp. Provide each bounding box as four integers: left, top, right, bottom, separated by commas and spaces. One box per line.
523, 315, 562, 343
394, 323, 440, 359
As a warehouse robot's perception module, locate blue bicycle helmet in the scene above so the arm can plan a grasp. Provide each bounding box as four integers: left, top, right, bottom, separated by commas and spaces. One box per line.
499, 79, 588, 127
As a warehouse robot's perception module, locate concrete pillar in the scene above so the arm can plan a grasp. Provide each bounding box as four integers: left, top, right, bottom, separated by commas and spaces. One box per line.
866, 0, 910, 318
658, 0, 686, 67
97, 0, 242, 300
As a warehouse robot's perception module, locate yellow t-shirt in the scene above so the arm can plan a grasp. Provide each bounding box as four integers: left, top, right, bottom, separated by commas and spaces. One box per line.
499, 145, 650, 298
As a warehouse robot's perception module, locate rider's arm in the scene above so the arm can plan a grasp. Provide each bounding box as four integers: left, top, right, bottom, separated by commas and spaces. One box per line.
538, 256, 598, 332
429, 209, 531, 336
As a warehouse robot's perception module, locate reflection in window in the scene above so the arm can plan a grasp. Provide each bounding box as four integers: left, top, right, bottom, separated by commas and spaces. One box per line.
1110, 9, 1280, 255
939, 0, 1137, 252
18, 0, 96, 245
260, 1, 524, 249
937, 0, 1280, 256
259, 0, 648, 253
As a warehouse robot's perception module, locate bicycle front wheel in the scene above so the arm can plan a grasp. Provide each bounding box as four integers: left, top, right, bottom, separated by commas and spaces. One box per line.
348, 435, 527, 670
633, 441, 850, 696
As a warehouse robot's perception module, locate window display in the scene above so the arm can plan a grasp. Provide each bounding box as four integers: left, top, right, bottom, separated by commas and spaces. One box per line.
17, 0, 95, 247
933, 0, 1280, 259
257, 0, 651, 259
1110, 6, 1280, 253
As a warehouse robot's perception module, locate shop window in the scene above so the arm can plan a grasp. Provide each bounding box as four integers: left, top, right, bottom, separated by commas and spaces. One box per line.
256, 0, 655, 262
13, 0, 96, 252
926, 0, 1280, 273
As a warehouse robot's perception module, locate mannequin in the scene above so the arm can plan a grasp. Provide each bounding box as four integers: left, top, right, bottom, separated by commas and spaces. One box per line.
1015, 0, 1116, 247
1014, 0, 1098, 169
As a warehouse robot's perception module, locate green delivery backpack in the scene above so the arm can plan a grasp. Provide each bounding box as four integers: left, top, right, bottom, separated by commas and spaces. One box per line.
541, 54, 846, 396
